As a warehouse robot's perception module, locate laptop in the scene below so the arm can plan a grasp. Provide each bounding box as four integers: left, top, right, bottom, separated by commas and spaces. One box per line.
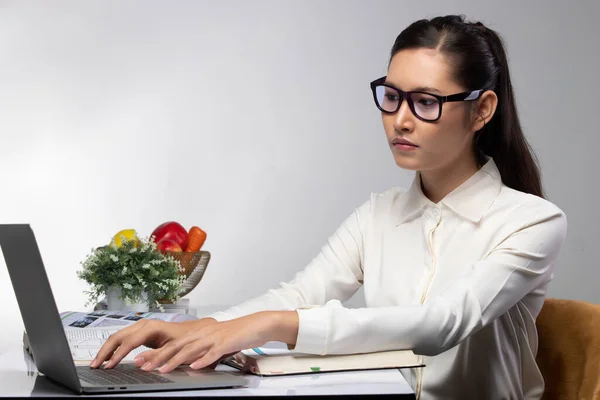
0, 224, 249, 394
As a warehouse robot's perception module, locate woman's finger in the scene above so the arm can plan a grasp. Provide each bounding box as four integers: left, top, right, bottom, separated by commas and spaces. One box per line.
133, 348, 161, 367
139, 333, 202, 372
157, 341, 211, 373
102, 322, 164, 369
190, 348, 222, 370
91, 321, 145, 368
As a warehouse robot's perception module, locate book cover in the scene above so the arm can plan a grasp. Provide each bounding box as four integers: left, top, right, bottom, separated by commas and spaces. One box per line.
223, 342, 424, 376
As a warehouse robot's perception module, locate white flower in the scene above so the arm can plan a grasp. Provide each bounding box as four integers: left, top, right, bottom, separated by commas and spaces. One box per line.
110, 254, 119, 262
122, 282, 133, 290
128, 247, 137, 253
121, 266, 128, 275
141, 263, 151, 270
155, 300, 165, 312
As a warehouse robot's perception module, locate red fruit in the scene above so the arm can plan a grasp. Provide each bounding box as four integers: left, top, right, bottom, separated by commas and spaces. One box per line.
156, 238, 182, 252
151, 221, 188, 249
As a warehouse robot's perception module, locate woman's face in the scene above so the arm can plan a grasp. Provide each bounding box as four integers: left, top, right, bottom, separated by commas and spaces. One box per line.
381, 48, 476, 173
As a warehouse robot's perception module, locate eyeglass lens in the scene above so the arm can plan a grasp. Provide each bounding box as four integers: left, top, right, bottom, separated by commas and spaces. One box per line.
375, 85, 440, 121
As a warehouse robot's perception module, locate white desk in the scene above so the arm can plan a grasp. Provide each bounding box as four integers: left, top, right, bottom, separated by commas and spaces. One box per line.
0, 346, 416, 397
2, 304, 415, 397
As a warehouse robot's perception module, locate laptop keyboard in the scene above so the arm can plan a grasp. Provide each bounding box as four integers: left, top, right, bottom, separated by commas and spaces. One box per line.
77, 364, 174, 386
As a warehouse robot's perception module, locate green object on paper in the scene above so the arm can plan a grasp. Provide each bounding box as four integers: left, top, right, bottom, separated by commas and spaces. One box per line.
310, 367, 321, 372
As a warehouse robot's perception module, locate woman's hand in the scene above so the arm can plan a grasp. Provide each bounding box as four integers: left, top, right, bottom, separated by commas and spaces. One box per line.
90, 317, 218, 369
136, 310, 299, 373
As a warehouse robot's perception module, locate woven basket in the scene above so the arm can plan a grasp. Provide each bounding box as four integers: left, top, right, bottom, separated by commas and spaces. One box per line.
165, 251, 209, 278
158, 250, 211, 303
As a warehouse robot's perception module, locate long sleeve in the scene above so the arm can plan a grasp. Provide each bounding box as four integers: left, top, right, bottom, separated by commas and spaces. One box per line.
292, 203, 568, 356
207, 197, 372, 322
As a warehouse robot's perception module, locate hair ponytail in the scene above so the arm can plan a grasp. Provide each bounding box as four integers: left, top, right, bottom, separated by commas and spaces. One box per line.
473, 23, 545, 198
391, 15, 545, 198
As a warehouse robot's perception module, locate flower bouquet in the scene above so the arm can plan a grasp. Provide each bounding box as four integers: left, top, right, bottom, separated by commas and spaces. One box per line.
77, 235, 186, 312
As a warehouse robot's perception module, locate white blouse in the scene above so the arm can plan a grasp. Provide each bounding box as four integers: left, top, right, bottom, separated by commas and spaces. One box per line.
209, 158, 568, 399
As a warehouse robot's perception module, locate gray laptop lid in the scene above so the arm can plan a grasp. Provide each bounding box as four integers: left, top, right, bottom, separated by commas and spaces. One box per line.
1, 224, 85, 393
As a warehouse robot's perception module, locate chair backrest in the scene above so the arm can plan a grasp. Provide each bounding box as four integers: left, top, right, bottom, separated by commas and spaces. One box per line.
536, 298, 600, 400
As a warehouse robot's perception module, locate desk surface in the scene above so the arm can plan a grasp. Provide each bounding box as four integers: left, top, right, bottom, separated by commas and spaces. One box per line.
2, 305, 415, 397
0, 346, 415, 397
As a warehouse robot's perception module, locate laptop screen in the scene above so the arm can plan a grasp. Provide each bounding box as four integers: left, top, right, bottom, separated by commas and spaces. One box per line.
0, 224, 83, 393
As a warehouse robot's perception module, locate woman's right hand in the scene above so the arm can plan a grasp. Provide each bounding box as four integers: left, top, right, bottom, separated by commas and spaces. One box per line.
90, 317, 218, 369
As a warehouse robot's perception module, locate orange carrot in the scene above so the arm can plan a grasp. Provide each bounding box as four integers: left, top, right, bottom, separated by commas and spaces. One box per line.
184, 226, 206, 252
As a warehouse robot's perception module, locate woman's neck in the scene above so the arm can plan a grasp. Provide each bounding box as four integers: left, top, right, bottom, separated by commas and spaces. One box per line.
419, 155, 480, 204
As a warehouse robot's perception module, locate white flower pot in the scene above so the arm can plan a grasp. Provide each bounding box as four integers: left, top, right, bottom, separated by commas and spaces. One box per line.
105, 286, 149, 312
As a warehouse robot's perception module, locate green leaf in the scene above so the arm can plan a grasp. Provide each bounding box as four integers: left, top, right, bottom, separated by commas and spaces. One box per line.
76, 237, 185, 305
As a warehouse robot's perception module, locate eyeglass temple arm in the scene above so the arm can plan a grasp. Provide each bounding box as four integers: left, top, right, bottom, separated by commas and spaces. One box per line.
444, 89, 484, 102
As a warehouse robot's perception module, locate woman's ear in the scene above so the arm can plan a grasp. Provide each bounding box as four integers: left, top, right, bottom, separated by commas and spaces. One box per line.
472, 90, 498, 132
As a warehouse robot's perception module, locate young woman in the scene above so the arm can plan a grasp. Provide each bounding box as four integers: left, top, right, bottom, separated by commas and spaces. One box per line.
92, 15, 567, 399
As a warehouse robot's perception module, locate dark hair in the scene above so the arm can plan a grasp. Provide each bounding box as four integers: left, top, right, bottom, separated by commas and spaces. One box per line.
390, 15, 544, 198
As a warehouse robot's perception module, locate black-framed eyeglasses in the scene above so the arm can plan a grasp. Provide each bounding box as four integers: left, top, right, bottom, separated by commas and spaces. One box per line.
370, 76, 485, 122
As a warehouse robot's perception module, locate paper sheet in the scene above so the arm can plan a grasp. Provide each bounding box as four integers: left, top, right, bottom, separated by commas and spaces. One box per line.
59, 309, 196, 329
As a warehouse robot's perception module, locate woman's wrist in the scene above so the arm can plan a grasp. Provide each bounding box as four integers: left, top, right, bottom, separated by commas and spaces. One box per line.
265, 311, 299, 346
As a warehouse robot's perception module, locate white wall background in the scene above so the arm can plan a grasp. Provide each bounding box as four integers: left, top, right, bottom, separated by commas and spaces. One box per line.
1, 0, 598, 354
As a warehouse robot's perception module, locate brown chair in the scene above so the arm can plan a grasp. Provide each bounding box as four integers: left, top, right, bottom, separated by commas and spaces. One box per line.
536, 298, 600, 400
